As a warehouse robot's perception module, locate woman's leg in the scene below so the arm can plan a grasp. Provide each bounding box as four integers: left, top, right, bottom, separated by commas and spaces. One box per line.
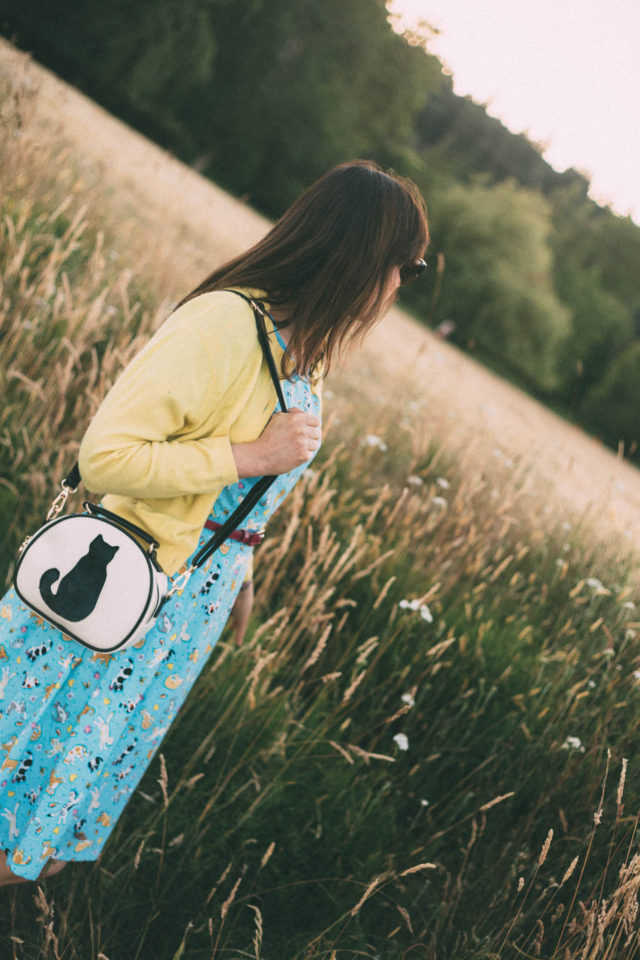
0, 851, 67, 887
41, 858, 67, 880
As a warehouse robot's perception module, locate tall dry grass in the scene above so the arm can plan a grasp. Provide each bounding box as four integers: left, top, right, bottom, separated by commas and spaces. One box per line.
0, 62, 174, 585
2, 56, 640, 959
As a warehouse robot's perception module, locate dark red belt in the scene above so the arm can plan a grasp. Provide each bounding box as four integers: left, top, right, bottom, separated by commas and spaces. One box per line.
204, 520, 265, 546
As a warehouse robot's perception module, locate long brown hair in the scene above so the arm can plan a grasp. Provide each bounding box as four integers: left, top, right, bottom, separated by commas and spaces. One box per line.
179, 160, 429, 379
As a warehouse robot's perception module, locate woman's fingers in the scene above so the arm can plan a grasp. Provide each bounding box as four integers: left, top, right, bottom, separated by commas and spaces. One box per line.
260, 408, 322, 472
232, 408, 322, 477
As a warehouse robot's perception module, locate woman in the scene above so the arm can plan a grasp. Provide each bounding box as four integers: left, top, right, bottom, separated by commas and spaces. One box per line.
0, 159, 428, 885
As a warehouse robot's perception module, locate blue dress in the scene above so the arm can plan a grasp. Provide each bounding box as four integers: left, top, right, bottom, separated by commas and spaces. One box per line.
0, 332, 320, 879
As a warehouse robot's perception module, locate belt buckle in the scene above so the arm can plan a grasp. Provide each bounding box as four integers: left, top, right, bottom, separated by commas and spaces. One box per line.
246, 529, 265, 545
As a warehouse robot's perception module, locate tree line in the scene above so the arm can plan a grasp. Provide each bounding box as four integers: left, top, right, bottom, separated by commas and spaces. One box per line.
1, 0, 638, 458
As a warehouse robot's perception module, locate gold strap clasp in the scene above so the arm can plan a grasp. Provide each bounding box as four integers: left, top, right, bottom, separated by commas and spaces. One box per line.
46, 481, 75, 522
165, 566, 196, 600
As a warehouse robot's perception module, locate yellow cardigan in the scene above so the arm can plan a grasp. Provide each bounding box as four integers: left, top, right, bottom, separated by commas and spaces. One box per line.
78, 289, 322, 576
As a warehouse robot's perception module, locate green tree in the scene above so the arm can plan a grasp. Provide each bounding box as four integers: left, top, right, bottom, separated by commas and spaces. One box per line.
101, 0, 217, 142
200, 0, 442, 213
426, 179, 570, 391
549, 185, 640, 324
553, 263, 633, 411
415, 79, 591, 198
548, 185, 637, 410
585, 215, 640, 325
581, 341, 640, 458
0, 0, 217, 151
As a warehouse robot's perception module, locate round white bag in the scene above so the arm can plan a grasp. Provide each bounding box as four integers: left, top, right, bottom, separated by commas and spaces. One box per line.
14, 511, 168, 653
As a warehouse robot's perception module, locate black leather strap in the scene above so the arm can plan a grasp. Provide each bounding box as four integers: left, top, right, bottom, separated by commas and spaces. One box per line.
84, 501, 160, 550
225, 290, 288, 412
64, 463, 82, 490
63, 292, 287, 571
189, 473, 276, 569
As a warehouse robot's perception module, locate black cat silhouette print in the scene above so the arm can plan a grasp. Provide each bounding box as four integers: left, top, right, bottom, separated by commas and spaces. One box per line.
39, 535, 120, 621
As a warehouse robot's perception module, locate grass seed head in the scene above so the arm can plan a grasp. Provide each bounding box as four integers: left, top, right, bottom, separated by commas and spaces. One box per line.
158, 753, 169, 809
617, 757, 629, 812
561, 856, 580, 886
538, 829, 553, 866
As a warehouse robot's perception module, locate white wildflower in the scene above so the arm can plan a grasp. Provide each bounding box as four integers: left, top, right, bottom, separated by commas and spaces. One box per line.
504, 458, 514, 468
588, 680, 596, 688
399, 599, 421, 611
586, 577, 608, 594
420, 799, 429, 807
562, 736, 585, 753
399, 600, 433, 623
363, 434, 388, 452
431, 496, 448, 509
622, 601, 636, 610
561, 521, 572, 531
407, 475, 424, 487
401, 692, 416, 707
633, 671, 640, 681
436, 477, 450, 489
420, 604, 434, 623
393, 733, 409, 751
493, 448, 503, 458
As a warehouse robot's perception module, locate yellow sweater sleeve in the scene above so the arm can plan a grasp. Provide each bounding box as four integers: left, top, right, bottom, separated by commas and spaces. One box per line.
78, 298, 245, 499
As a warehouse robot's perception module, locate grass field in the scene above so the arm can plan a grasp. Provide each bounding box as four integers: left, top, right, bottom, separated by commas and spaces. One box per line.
2, 42, 640, 960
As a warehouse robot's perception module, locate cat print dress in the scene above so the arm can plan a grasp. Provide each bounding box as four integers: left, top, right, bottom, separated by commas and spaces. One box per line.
0, 339, 320, 879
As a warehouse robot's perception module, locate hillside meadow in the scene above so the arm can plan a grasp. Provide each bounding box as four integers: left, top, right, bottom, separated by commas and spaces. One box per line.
2, 44, 640, 960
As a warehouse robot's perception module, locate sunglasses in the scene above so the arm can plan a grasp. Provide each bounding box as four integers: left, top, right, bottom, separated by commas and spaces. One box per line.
399, 258, 428, 285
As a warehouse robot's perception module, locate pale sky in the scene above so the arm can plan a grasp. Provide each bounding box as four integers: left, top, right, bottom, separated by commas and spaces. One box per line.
388, 0, 640, 224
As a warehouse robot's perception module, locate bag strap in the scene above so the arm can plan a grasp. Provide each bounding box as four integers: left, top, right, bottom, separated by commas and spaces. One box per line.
56, 292, 288, 585
231, 291, 288, 412
63, 463, 82, 490
187, 292, 288, 572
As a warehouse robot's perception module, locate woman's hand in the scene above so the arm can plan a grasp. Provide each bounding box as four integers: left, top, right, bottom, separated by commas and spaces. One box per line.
231, 407, 321, 477
230, 580, 254, 645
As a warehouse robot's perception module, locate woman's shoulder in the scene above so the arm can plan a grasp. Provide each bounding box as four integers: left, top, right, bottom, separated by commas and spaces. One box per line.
168, 289, 258, 334
162, 289, 262, 362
